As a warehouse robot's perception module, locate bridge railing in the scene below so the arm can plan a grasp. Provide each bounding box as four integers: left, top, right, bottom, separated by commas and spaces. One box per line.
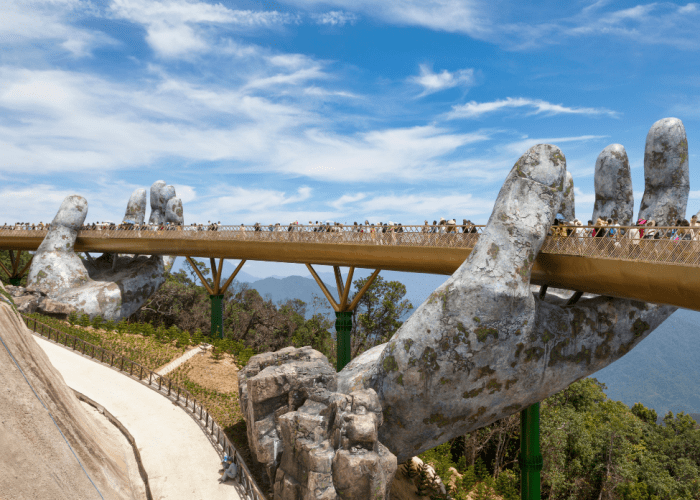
20, 314, 269, 500
2, 224, 700, 267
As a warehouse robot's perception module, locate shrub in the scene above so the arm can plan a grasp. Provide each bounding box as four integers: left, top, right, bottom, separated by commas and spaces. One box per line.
78, 313, 90, 327
495, 469, 518, 500
192, 328, 203, 346
68, 311, 78, 324
103, 319, 115, 332
91, 315, 104, 329
116, 319, 128, 333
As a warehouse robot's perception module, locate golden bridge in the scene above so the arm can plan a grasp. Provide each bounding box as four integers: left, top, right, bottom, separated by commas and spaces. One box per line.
1, 224, 699, 311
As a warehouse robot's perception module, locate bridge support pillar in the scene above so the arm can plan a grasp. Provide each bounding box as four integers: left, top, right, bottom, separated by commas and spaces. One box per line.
520, 402, 542, 500
306, 264, 381, 372
0, 250, 33, 287
335, 311, 352, 371
186, 256, 246, 340
210, 294, 224, 339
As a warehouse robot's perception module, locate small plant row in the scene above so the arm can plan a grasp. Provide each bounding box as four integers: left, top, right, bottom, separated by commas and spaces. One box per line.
25, 312, 185, 371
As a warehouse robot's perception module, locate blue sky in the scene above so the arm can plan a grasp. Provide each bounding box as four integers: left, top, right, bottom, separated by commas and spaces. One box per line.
2, 0, 700, 278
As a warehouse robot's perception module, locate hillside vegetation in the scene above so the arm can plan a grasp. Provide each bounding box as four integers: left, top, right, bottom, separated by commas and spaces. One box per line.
16, 257, 700, 499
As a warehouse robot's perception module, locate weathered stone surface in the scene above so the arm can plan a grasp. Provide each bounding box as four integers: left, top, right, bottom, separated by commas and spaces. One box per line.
335, 123, 683, 462
24, 182, 183, 321
239, 346, 397, 499
123, 188, 147, 224
592, 144, 634, 225
37, 296, 78, 319
639, 117, 689, 225
0, 284, 139, 500
559, 170, 575, 221
14, 293, 40, 313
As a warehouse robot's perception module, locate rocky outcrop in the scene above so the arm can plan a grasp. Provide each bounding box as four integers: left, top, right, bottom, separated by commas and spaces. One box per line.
0, 281, 141, 499
239, 346, 397, 499
23, 181, 183, 321
592, 144, 634, 225
6, 285, 77, 319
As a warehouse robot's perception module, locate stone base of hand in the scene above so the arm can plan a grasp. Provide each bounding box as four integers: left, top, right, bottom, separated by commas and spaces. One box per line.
239, 346, 398, 500
5, 285, 77, 319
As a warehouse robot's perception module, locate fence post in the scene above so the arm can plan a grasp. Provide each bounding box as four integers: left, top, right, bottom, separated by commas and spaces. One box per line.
73, 337, 76, 350
120, 357, 124, 371
168, 380, 171, 396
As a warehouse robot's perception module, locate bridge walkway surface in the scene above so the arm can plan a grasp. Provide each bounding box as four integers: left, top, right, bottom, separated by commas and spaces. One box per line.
2, 223, 700, 310
32, 334, 243, 500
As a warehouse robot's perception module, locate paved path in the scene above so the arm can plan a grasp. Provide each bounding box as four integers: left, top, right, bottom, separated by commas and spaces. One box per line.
156, 344, 207, 376
33, 335, 243, 500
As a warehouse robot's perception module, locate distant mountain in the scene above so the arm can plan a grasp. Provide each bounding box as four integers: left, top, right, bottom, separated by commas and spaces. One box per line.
589, 307, 700, 418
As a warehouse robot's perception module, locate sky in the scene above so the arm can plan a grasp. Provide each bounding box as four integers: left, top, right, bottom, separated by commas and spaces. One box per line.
2, 0, 700, 278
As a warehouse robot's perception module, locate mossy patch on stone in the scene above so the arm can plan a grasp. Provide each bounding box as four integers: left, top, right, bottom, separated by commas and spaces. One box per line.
382, 355, 398, 373
475, 327, 498, 343
463, 387, 483, 399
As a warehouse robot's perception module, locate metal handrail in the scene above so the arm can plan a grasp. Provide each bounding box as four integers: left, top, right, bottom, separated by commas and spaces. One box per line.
20, 314, 268, 500
2, 224, 700, 268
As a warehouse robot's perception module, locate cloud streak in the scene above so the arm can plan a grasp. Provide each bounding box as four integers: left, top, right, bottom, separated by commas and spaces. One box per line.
445, 97, 619, 119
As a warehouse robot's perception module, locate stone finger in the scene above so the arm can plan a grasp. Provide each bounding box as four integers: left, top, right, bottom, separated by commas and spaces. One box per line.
591, 144, 633, 225
559, 170, 575, 221
27, 195, 91, 295
638, 117, 689, 225
147, 180, 167, 225
340, 145, 567, 461
165, 197, 183, 225
123, 188, 147, 224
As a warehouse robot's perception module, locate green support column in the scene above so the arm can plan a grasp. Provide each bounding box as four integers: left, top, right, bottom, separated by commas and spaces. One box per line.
335, 311, 352, 371
520, 403, 543, 500
9, 277, 21, 286
210, 294, 224, 339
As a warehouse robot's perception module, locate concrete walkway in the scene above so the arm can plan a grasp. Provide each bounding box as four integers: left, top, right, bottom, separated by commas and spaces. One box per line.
33, 335, 243, 500
156, 344, 207, 376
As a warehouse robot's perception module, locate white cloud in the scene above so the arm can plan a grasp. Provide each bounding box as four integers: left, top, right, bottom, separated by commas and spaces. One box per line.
215, 186, 312, 214
503, 135, 609, 157
279, 0, 492, 37
446, 97, 619, 120
328, 193, 366, 210
0, 0, 115, 57
109, 0, 299, 58
410, 64, 476, 96
312, 10, 358, 26
173, 185, 197, 203
356, 193, 494, 219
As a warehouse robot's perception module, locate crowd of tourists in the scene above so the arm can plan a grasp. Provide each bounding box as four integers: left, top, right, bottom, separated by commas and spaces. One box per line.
3, 217, 699, 243
548, 215, 700, 241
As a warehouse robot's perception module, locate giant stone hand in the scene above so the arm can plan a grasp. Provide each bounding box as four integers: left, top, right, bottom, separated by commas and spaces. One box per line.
338, 117, 686, 462
25, 181, 183, 321
238, 118, 688, 499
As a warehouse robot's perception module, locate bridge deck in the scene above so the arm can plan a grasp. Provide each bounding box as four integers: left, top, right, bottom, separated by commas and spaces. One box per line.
1, 225, 699, 311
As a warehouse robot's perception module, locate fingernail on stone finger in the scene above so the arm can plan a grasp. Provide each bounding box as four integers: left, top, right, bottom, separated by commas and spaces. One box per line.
639, 117, 689, 225
124, 188, 147, 224
592, 144, 633, 226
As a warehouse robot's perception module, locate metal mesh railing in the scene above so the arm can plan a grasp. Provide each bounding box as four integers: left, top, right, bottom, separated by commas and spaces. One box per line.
20, 314, 268, 500
2, 224, 700, 268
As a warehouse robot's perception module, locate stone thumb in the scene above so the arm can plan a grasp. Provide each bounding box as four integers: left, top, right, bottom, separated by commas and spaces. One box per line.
37, 195, 88, 253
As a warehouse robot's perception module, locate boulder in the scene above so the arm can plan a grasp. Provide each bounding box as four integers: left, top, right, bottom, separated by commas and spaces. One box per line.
239, 347, 397, 499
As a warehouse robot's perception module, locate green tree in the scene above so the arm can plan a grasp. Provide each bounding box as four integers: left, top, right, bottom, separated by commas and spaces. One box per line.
349, 275, 413, 357
0, 250, 33, 287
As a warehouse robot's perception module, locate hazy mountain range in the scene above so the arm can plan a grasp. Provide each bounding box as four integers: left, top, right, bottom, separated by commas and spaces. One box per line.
175, 259, 700, 421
